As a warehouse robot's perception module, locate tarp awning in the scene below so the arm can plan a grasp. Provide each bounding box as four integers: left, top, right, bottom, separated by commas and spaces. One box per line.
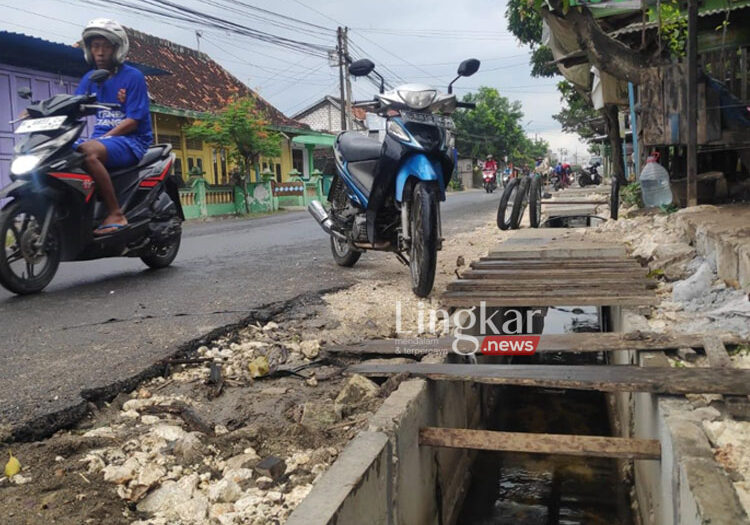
292, 134, 336, 147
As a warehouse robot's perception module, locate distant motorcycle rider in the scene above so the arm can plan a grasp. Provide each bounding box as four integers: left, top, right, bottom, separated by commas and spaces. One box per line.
483, 154, 498, 173
75, 19, 153, 235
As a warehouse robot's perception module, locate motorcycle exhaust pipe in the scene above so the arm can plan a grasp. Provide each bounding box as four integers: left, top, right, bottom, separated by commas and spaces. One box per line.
307, 200, 347, 241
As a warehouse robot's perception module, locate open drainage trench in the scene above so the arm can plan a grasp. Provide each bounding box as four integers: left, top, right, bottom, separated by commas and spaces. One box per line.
456, 305, 633, 525
456, 215, 633, 525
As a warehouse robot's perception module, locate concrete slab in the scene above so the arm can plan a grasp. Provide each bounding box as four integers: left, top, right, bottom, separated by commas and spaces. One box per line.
286, 431, 392, 525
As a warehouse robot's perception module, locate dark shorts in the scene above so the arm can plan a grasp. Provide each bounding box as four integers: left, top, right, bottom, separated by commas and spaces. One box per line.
75, 136, 143, 172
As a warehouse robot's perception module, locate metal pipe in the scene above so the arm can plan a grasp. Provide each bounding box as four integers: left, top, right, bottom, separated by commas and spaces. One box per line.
307, 200, 346, 241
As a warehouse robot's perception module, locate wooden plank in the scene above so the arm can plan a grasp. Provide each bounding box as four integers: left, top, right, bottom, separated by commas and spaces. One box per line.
328, 333, 750, 356
441, 292, 659, 307
447, 280, 656, 292
419, 427, 661, 460
347, 363, 750, 395
461, 269, 649, 280
541, 200, 608, 205
702, 336, 732, 368
476, 256, 638, 264
473, 259, 641, 269
487, 246, 626, 259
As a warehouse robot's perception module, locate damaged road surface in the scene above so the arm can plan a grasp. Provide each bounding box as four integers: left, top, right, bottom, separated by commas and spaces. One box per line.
0, 191, 495, 442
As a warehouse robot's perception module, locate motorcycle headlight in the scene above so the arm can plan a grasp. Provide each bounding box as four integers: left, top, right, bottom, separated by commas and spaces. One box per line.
10, 155, 41, 175
387, 120, 412, 143
398, 89, 436, 110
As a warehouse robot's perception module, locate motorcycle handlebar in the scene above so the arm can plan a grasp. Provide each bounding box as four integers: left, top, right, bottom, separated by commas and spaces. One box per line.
456, 102, 476, 109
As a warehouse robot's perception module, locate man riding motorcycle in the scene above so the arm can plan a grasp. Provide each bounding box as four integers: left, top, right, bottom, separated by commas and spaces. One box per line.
75, 18, 153, 235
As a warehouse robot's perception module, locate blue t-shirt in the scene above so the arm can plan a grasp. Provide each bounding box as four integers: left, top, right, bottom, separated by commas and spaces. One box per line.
75, 64, 153, 157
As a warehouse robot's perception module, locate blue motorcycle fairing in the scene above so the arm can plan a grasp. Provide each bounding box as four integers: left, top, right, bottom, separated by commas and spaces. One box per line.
395, 153, 446, 203
337, 160, 369, 208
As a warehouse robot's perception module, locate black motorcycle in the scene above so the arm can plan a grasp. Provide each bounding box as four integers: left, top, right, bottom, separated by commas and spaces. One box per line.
578, 161, 602, 187
0, 69, 183, 294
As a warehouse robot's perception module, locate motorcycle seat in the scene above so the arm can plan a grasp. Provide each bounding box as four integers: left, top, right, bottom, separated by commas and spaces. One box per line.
109, 144, 173, 178
336, 132, 381, 162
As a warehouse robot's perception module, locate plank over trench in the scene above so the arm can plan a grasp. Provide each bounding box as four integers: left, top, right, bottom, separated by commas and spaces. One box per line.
441, 292, 659, 307
419, 427, 661, 460
347, 363, 750, 395
327, 332, 749, 356
447, 280, 656, 292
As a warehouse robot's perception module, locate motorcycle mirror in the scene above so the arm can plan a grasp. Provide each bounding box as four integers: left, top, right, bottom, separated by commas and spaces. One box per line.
17, 87, 32, 100
448, 58, 480, 94
89, 69, 110, 84
457, 58, 480, 77
349, 59, 375, 77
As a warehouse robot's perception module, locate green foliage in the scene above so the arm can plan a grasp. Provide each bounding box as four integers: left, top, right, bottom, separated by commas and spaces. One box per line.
448, 177, 463, 191
530, 46, 558, 78
453, 87, 550, 164
621, 181, 643, 208
505, 0, 543, 47
648, 0, 686, 58
185, 97, 282, 179
453, 87, 526, 160
660, 203, 679, 214
552, 81, 599, 140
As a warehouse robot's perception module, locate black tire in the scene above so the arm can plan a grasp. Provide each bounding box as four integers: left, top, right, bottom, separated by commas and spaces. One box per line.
496, 177, 519, 230
410, 181, 438, 298
0, 201, 61, 294
141, 232, 181, 269
610, 177, 620, 220
529, 175, 543, 228
330, 235, 361, 267
510, 176, 531, 229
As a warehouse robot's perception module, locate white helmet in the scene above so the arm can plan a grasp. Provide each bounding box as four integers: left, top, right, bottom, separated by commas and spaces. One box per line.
82, 18, 129, 67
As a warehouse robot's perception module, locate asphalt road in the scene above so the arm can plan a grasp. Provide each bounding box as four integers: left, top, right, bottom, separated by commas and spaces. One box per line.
0, 189, 498, 440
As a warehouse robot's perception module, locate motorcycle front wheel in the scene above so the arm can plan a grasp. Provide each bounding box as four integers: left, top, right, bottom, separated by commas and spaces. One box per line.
0, 200, 61, 294
330, 235, 361, 267
410, 181, 438, 298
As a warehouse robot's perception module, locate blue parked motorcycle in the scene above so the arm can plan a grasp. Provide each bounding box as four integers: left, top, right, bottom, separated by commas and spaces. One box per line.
308, 58, 478, 297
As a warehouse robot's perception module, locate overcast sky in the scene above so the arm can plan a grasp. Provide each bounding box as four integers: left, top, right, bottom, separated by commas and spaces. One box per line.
1, 0, 590, 161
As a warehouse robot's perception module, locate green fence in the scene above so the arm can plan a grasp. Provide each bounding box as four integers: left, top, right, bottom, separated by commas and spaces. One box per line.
178, 176, 325, 219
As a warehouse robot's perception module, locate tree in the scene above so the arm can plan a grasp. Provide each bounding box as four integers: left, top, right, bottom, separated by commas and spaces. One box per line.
453, 87, 527, 160
552, 80, 599, 140
185, 97, 282, 185
504, 0, 635, 184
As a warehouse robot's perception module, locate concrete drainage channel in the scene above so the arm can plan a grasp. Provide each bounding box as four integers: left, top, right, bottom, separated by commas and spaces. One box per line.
289, 225, 750, 525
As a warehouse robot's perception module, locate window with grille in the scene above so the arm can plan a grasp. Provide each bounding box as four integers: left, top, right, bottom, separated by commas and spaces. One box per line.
186, 137, 203, 150
158, 134, 181, 147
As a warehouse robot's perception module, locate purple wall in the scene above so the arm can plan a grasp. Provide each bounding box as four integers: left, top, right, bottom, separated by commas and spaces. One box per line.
0, 64, 86, 189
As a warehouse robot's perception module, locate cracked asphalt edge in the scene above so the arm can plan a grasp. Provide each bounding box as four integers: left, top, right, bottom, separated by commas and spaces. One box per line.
2, 286, 347, 444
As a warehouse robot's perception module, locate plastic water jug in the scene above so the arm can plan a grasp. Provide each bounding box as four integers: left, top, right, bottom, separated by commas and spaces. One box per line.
640, 152, 673, 207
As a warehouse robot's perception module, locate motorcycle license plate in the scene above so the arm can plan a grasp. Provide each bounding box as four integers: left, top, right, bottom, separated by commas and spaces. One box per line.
14, 116, 66, 134
401, 110, 454, 130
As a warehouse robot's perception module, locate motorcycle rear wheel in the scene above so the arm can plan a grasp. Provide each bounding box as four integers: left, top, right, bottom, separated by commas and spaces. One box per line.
410, 181, 438, 298
330, 235, 361, 267
0, 201, 61, 294
141, 232, 181, 269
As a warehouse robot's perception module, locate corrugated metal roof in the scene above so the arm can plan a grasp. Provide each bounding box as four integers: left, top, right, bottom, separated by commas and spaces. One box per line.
608, 2, 750, 37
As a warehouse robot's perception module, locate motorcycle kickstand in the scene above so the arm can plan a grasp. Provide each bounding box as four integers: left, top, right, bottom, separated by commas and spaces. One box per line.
394, 252, 409, 266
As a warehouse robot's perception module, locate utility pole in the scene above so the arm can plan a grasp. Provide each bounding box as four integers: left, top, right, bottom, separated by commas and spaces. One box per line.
686, 0, 698, 206
336, 27, 346, 131
336, 27, 347, 131
195, 30, 202, 52
343, 27, 354, 130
